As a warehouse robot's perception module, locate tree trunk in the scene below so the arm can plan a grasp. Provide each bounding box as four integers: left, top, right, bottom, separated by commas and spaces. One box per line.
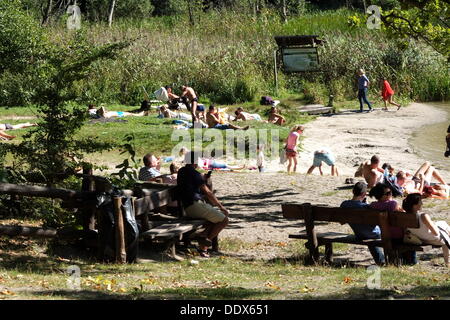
108, 0, 116, 27
282, 0, 288, 23
362, 0, 367, 12
187, 0, 195, 26
42, 0, 53, 26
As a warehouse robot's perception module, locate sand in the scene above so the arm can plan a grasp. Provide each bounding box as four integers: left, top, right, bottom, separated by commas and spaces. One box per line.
212, 103, 450, 267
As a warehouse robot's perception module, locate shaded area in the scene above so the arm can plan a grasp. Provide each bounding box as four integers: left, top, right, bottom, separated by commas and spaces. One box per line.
32, 286, 272, 300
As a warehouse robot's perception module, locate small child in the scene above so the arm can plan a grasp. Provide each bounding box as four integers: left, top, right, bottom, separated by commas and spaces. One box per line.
257, 144, 265, 172
382, 163, 396, 183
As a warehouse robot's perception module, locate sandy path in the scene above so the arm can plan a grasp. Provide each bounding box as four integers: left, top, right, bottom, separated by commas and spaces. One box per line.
213, 103, 450, 267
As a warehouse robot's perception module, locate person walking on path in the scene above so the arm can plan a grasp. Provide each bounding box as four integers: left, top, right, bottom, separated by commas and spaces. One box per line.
380, 77, 401, 111
284, 125, 304, 174
357, 69, 372, 112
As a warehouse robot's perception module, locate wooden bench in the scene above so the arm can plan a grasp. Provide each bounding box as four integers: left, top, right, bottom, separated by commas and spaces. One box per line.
282, 203, 440, 265
133, 182, 219, 257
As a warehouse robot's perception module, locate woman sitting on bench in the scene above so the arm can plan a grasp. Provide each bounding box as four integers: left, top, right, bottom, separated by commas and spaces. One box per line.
403, 193, 450, 267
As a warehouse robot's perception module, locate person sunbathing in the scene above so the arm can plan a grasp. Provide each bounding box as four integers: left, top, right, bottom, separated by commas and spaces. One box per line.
0, 122, 38, 140
88, 105, 148, 119
159, 105, 192, 121
267, 106, 285, 126
396, 161, 447, 195
234, 107, 266, 122
206, 105, 249, 130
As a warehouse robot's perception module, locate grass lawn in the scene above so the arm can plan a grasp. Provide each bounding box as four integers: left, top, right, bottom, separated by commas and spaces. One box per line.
0, 235, 449, 300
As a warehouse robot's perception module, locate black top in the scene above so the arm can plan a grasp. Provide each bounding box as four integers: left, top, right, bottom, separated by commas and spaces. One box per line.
177, 165, 205, 208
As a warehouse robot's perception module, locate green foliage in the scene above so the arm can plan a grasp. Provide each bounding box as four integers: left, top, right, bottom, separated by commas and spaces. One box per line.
0, 0, 47, 74
111, 133, 142, 188
381, 0, 450, 59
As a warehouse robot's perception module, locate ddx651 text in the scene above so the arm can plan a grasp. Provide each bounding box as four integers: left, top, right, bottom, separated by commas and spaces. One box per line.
224, 305, 269, 315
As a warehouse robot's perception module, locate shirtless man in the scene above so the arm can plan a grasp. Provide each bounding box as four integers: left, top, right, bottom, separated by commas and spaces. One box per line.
206, 105, 249, 130
268, 106, 286, 126
181, 85, 199, 122
0, 122, 38, 140
360, 155, 384, 188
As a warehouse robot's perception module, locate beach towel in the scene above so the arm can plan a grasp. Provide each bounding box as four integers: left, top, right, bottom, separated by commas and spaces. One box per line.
154, 87, 169, 102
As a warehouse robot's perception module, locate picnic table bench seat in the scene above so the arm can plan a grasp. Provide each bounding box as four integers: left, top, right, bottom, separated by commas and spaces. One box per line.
282, 203, 441, 265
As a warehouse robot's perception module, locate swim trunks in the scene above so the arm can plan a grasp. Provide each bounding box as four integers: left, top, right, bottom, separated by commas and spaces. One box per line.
117, 111, 124, 117
4, 124, 13, 130
197, 105, 205, 112
213, 124, 230, 130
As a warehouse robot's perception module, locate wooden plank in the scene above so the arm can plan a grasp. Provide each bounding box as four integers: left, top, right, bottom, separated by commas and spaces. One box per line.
378, 211, 394, 264
114, 197, 126, 264
388, 212, 419, 228
288, 231, 382, 245
0, 183, 95, 201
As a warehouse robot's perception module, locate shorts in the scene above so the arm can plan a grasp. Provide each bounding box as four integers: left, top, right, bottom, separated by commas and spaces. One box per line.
211, 161, 227, 169
197, 105, 205, 112
4, 124, 13, 130
214, 124, 230, 130
184, 201, 226, 223
117, 111, 124, 117
313, 152, 335, 166
285, 149, 297, 157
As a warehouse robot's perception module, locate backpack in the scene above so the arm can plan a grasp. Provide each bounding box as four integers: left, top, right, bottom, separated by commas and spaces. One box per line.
260, 96, 274, 105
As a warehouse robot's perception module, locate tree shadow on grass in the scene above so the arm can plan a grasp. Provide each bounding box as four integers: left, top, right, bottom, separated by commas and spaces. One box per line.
313, 283, 450, 300
33, 286, 272, 300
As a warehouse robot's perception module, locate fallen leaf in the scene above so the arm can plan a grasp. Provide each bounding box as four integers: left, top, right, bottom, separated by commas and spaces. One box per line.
265, 282, 281, 290
0, 290, 15, 296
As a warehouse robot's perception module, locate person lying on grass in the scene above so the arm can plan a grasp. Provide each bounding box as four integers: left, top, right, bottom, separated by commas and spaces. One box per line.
177, 151, 229, 258
403, 193, 450, 267
206, 105, 249, 130
88, 104, 148, 119
0, 122, 38, 140
234, 107, 266, 122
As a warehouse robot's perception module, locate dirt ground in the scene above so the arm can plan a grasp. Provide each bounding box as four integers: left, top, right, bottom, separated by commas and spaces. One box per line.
212, 103, 450, 268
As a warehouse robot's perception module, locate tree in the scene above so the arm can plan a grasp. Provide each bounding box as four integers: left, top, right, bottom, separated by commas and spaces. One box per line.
381, 0, 449, 59
108, 0, 116, 26
0, 1, 130, 186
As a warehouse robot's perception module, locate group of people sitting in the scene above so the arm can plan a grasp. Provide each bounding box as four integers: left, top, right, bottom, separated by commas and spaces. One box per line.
137, 149, 231, 258
344, 154, 450, 266
342, 181, 450, 267
357, 155, 449, 199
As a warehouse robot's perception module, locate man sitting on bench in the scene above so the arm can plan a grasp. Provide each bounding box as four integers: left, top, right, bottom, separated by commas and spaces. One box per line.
340, 182, 385, 265
177, 151, 229, 258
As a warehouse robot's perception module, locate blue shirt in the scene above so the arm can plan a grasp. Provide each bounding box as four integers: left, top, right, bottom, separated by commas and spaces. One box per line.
358, 75, 369, 90
340, 200, 381, 239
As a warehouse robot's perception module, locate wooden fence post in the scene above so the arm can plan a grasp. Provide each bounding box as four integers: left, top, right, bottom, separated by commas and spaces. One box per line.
114, 197, 126, 264
303, 203, 319, 264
